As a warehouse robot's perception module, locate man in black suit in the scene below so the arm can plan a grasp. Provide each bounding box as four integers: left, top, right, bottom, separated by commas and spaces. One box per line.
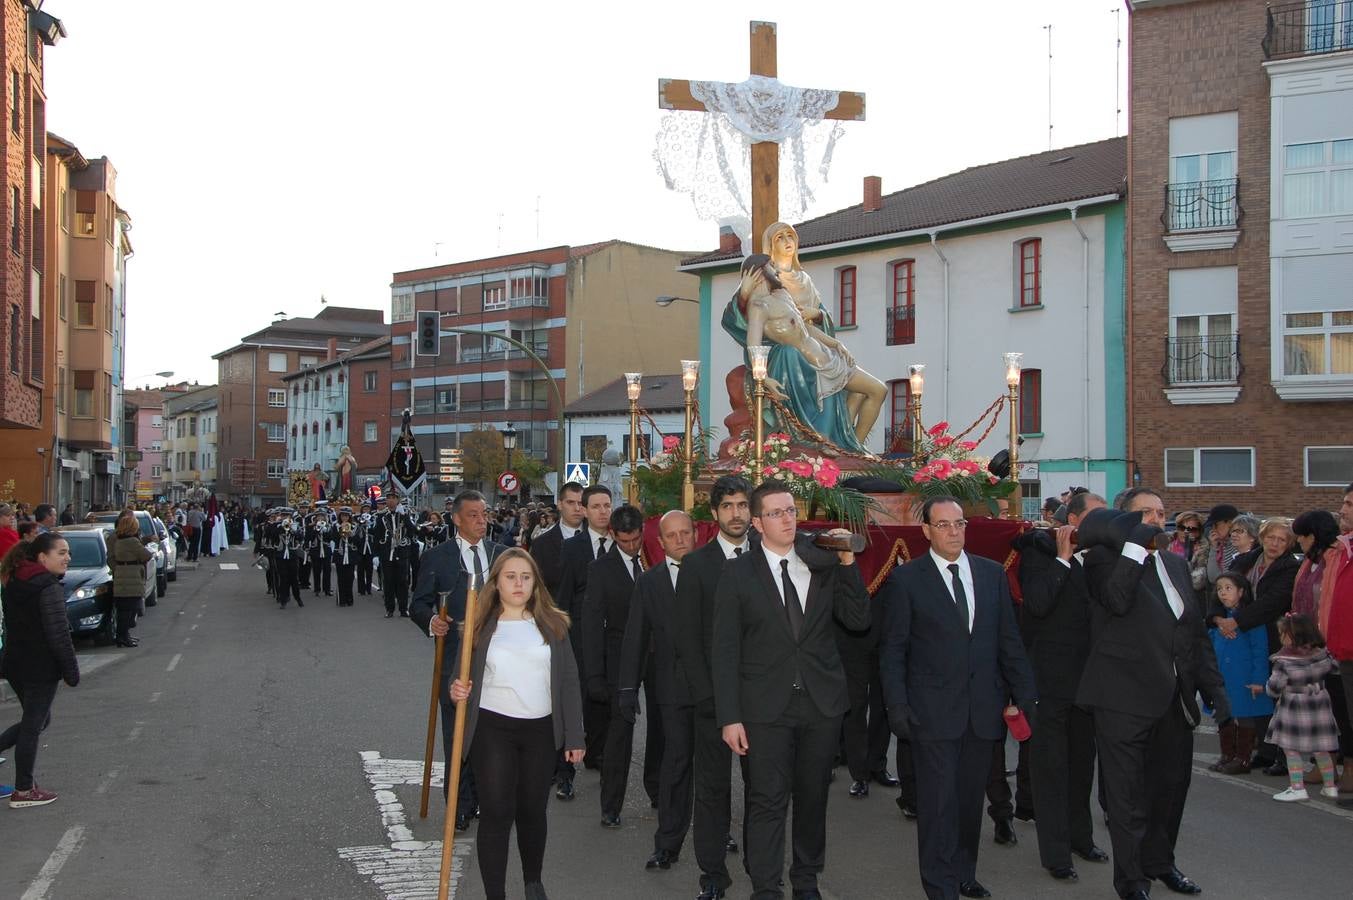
410, 489, 506, 831
585, 503, 664, 827
529, 481, 585, 599
674, 474, 753, 900
619, 509, 697, 870
878, 495, 1036, 900
712, 479, 870, 900
1077, 489, 1230, 900
1015, 490, 1109, 883
551, 483, 614, 797
371, 494, 417, 618
835, 586, 902, 800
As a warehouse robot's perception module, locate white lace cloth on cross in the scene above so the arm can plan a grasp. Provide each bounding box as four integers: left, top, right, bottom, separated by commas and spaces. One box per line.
654, 75, 846, 251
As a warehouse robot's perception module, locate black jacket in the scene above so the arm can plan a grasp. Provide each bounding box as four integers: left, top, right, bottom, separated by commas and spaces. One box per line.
410, 539, 506, 682
1210, 548, 1300, 653
673, 536, 749, 706
711, 537, 870, 726
878, 552, 1036, 742
553, 530, 608, 673
1016, 533, 1093, 703
0, 568, 79, 685
529, 523, 569, 600
582, 550, 641, 696
619, 561, 687, 706
1077, 546, 1229, 725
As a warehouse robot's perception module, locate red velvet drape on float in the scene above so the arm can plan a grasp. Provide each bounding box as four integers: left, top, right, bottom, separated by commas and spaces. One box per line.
641, 516, 1030, 600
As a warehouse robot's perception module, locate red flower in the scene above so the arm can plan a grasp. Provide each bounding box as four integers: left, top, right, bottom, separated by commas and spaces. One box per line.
934, 435, 954, 449
912, 470, 933, 483
927, 421, 950, 436
780, 459, 813, 478
958, 441, 978, 452
662, 435, 680, 451
814, 462, 840, 488
988, 474, 1000, 485
930, 459, 954, 479
956, 460, 981, 475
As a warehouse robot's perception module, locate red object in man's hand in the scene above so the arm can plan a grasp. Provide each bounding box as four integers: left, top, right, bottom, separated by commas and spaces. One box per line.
1004, 705, 1031, 742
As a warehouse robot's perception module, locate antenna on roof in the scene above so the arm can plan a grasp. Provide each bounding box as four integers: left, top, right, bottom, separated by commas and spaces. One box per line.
1043, 24, 1053, 151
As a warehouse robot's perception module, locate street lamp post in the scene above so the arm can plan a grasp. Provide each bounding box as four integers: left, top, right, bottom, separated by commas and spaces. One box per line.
680, 360, 700, 512
624, 373, 642, 505
1004, 352, 1023, 521
501, 422, 518, 505
909, 364, 925, 453
748, 346, 770, 484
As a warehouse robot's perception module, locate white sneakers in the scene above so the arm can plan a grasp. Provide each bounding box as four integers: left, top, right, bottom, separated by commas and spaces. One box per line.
1320, 786, 1340, 798
1273, 786, 1309, 802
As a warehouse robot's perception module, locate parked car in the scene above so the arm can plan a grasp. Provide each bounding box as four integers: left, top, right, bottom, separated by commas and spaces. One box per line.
85, 510, 168, 600
54, 525, 155, 638
150, 516, 178, 581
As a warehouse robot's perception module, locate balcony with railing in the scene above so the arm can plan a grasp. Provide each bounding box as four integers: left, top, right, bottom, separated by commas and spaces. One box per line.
1264, 1, 1353, 59
885, 305, 915, 346
459, 342, 550, 364
1164, 333, 1243, 404
1162, 178, 1241, 250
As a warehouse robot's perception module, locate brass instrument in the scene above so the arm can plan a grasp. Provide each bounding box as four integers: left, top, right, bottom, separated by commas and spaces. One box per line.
340, 520, 355, 538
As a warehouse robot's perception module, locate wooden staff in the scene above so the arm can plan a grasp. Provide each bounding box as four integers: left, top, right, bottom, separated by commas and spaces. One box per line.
438, 585, 478, 900
419, 591, 450, 819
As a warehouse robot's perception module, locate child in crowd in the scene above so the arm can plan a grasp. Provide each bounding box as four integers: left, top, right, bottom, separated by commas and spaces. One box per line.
1208, 574, 1274, 774
1266, 614, 1341, 802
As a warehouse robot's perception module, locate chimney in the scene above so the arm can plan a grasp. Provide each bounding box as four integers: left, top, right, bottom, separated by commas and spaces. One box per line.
718, 225, 741, 254
326, 337, 338, 361
863, 176, 882, 213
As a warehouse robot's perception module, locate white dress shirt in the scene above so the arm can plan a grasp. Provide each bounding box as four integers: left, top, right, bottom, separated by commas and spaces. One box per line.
930, 549, 976, 633
762, 544, 810, 615
716, 533, 748, 561
666, 558, 681, 590
588, 528, 610, 559
558, 521, 580, 541
618, 547, 643, 581
1121, 543, 1185, 619
457, 536, 489, 587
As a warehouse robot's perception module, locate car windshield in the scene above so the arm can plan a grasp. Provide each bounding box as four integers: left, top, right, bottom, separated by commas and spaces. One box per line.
64, 535, 106, 569
89, 512, 154, 539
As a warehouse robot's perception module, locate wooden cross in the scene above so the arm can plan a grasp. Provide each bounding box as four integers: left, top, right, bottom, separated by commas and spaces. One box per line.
659, 20, 866, 254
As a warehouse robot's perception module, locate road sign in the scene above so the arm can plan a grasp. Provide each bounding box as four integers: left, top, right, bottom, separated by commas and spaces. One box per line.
498, 471, 520, 493
438, 447, 462, 458
1017, 462, 1040, 481
439, 465, 464, 475
564, 462, 591, 485
438, 475, 456, 483
369, 485, 383, 502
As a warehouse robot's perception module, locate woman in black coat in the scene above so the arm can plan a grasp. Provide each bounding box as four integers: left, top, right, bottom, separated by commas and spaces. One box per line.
0, 532, 81, 807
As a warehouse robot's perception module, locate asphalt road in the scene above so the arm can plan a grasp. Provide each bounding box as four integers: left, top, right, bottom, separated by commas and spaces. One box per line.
3, 547, 1349, 899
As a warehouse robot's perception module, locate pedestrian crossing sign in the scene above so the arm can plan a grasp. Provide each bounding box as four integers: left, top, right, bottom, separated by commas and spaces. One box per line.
564, 462, 591, 485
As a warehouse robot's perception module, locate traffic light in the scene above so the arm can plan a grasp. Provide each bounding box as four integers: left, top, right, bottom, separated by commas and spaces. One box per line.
416, 310, 440, 357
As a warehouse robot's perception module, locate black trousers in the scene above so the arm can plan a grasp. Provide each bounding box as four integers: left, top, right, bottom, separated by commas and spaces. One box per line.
0, 677, 59, 792
1030, 697, 1097, 869
467, 709, 555, 900
743, 689, 840, 899
263, 552, 275, 594
1094, 703, 1193, 898
913, 727, 996, 900
656, 703, 695, 853
335, 562, 355, 606
382, 556, 409, 614
275, 556, 301, 606
584, 696, 610, 769
114, 595, 139, 643
692, 699, 736, 891
598, 677, 664, 817
985, 738, 1033, 822
358, 554, 374, 594
841, 644, 892, 781
310, 554, 331, 595
297, 554, 310, 588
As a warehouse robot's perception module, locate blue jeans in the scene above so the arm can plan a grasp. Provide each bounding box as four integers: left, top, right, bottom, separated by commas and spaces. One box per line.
0, 678, 59, 791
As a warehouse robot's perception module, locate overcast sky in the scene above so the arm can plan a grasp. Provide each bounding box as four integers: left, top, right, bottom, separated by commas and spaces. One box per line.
43, 0, 1128, 387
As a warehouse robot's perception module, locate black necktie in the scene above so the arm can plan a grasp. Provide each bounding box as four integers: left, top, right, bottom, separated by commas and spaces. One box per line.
781, 559, 804, 640
471, 544, 484, 592
947, 563, 970, 633
631, 555, 642, 581
734, 546, 744, 557
597, 537, 608, 558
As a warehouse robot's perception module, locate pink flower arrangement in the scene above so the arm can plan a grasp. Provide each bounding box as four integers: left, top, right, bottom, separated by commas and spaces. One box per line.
958, 441, 978, 452
927, 421, 950, 437
814, 458, 841, 488
780, 459, 814, 478
662, 434, 681, 451
955, 460, 981, 475
934, 435, 954, 449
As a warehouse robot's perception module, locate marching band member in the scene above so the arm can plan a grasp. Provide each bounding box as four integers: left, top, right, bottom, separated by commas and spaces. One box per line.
334, 507, 362, 607
371, 494, 416, 618
308, 505, 334, 598
358, 502, 376, 595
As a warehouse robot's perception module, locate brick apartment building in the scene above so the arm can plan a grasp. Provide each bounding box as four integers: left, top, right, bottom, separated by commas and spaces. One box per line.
213, 306, 387, 505
389, 241, 697, 499
1128, 0, 1353, 514
282, 336, 391, 493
